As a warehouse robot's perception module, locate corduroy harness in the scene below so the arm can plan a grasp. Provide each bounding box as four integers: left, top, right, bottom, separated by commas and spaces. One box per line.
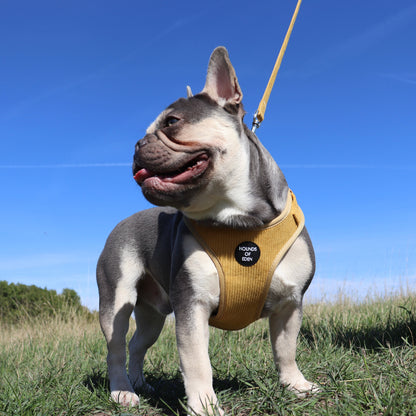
185, 190, 305, 330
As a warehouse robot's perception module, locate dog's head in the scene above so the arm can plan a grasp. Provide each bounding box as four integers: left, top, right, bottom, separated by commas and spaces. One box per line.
133, 47, 252, 215
132, 46, 288, 226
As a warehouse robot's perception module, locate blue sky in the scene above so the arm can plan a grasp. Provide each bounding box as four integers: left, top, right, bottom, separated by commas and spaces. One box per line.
1, 0, 415, 310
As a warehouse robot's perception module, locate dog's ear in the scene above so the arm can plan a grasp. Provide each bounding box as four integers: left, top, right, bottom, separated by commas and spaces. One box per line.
186, 85, 193, 98
202, 46, 243, 105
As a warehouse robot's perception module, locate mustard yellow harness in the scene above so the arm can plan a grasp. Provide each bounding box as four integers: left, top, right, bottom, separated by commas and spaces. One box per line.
185, 190, 305, 331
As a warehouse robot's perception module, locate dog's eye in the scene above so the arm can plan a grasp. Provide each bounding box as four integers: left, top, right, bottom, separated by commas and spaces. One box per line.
165, 116, 180, 127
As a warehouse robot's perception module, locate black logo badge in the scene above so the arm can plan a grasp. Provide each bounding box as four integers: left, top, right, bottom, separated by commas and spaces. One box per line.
234, 241, 260, 267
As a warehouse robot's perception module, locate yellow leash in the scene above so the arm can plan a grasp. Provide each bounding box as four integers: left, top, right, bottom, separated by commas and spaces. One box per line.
252, 0, 303, 133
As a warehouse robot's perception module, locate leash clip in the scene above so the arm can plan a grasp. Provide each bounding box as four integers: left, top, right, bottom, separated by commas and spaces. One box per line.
251, 113, 261, 133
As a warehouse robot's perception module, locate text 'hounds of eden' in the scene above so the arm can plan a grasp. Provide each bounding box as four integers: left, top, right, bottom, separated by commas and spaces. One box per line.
235, 242, 260, 266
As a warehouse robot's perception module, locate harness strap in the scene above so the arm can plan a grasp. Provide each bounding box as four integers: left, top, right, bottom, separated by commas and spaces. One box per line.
185, 190, 305, 330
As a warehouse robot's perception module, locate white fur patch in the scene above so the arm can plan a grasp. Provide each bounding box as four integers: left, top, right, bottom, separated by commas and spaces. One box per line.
177, 118, 256, 223
275, 236, 313, 288
108, 246, 143, 339
265, 236, 313, 310
182, 234, 220, 311
146, 109, 169, 134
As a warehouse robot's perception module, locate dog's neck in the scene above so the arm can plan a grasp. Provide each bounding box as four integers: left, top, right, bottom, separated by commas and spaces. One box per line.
245, 125, 289, 222
182, 124, 289, 229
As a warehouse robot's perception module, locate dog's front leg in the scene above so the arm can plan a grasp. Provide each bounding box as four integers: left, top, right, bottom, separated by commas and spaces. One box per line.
175, 305, 223, 416
269, 301, 319, 397
100, 301, 140, 406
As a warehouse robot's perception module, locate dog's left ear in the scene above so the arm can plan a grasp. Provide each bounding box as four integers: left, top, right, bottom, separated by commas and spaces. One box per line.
202, 46, 243, 105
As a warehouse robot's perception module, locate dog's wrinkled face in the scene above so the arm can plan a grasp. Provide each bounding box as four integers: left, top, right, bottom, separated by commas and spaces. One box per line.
132, 47, 250, 215
133, 94, 233, 208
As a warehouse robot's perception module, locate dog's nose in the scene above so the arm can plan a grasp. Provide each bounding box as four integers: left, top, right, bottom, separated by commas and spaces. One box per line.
135, 133, 158, 152
135, 138, 147, 152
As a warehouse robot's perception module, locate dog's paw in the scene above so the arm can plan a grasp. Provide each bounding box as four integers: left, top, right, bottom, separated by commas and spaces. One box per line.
188, 398, 224, 416
111, 390, 140, 407
188, 406, 224, 416
286, 379, 320, 398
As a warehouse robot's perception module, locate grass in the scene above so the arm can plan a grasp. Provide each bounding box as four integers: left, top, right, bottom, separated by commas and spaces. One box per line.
1, 292, 416, 415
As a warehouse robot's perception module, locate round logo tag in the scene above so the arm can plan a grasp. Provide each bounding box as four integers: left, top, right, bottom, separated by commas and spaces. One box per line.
234, 241, 260, 267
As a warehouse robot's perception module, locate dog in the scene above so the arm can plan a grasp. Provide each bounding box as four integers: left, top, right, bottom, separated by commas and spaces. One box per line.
97, 46, 318, 415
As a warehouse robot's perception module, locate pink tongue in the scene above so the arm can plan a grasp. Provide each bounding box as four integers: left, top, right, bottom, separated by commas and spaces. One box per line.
133, 168, 153, 184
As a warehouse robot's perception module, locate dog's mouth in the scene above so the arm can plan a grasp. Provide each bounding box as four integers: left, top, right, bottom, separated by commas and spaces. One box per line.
133, 153, 210, 187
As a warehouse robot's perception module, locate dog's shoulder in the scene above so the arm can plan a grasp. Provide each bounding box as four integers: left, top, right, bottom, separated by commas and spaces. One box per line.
110, 207, 180, 238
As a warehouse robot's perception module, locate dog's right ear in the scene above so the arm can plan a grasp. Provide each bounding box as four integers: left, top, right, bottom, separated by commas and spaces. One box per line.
202, 46, 243, 106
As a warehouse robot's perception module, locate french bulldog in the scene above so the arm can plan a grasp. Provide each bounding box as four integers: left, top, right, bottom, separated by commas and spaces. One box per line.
97, 46, 318, 415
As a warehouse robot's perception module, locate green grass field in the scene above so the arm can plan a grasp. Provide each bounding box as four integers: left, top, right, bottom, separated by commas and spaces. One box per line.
1, 292, 415, 415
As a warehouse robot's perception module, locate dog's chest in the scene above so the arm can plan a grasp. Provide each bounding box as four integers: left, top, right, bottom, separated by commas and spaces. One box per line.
185, 190, 304, 330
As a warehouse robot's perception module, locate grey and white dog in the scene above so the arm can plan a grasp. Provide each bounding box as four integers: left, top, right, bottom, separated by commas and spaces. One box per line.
97, 46, 317, 415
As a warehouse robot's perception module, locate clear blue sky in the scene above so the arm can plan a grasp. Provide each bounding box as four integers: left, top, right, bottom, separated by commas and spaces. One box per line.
1, 0, 415, 309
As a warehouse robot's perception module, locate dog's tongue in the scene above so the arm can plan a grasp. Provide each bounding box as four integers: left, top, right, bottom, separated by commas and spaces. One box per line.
133, 168, 153, 184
